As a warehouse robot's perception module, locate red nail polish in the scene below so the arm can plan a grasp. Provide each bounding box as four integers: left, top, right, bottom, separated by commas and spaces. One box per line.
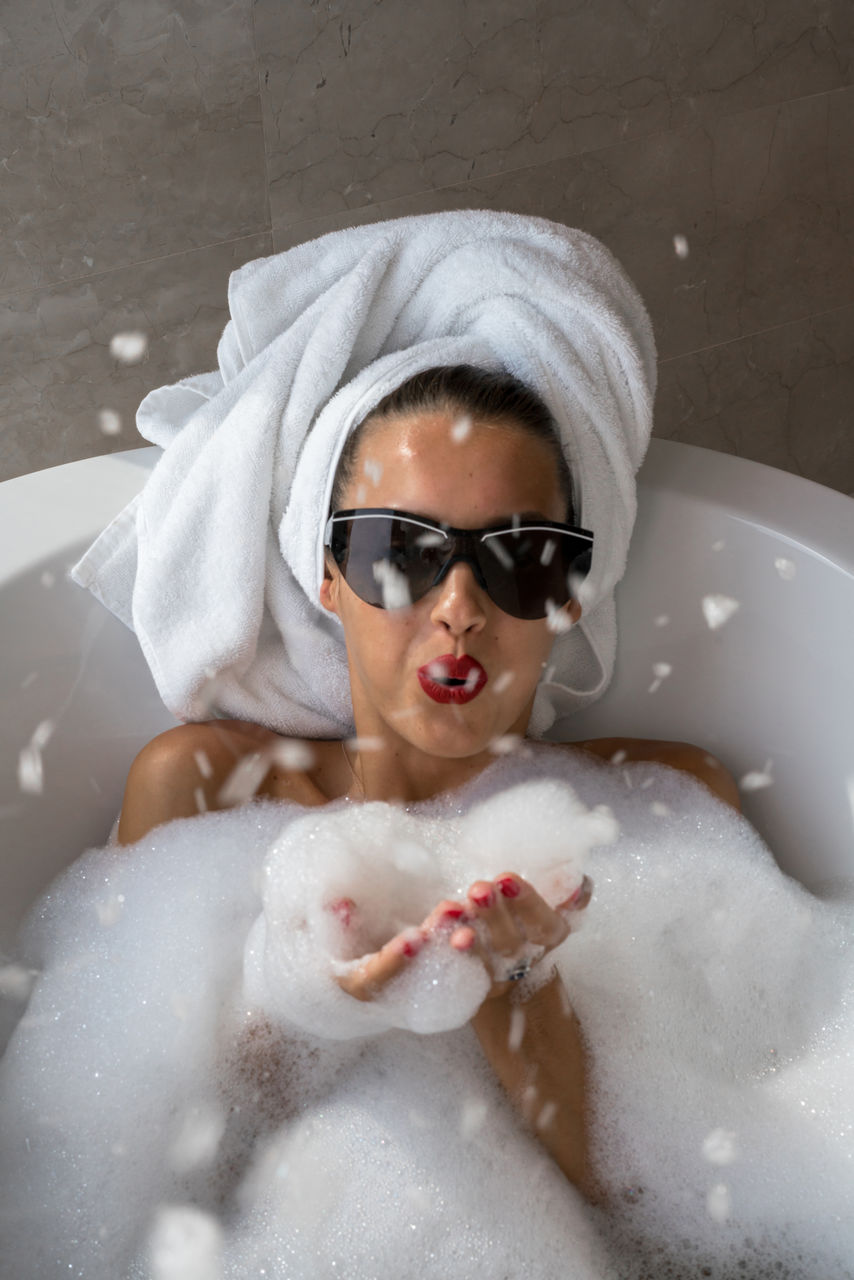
471, 887, 494, 908
441, 906, 466, 921
402, 940, 419, 957
497, 876, 520, 898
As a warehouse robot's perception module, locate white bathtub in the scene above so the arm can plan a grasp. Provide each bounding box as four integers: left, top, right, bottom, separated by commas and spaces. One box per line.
2, 439, 853, 961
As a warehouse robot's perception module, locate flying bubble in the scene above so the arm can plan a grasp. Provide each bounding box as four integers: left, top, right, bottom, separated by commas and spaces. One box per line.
0, 964, 39, 1001
651, 802, 671, 817
193, 750, 213, 779
17, 719, 55, 794
654, 614, 670, 628
702, 1128, 737, 1165
194, 787, 208, 814
372, 558, 412, 609
450, 413, 473, 443
460, 1097, 488, 1138
545, 599, 574, 633
508, 1007, 526, 1052
711, 539, 726, 552
493, 670, 515, 694
739, 761, 774, 791
673, 234, 690, 259
485, 538, 514, 571
345, 735, 385, 753
40, 571, 55, 588
271, 740, 316, 771
362, 456, 383, 486
702, 595, 740, 630
98, 409, 122, 436
217, 751, 270, 806
610, 750, 628, 765
537, 1101, 558, 1130
416, 530, 446, 550
775, 558, 797, 580
489, 734, 522, 755
539, 538, 557, 566
148, 1205, 223, 1280
110, 330, 149, 364
168, 1104, 227, 1175
648, 661, 673, 693
706, 1182, 731, 1223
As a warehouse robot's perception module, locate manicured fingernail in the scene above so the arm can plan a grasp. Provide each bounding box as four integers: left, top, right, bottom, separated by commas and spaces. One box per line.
451, 927, 476, 951
328, 897, 355, 927
441, 906, 466, 921
497, 876, 520, 898
470, 887, 494, 908
402, 940, 420, 957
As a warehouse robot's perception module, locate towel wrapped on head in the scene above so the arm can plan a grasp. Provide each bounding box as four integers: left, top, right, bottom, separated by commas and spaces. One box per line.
71, 209, 657, 739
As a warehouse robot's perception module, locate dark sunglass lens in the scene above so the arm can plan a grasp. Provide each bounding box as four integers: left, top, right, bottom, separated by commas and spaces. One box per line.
480, 530, 589, 620
338, 516, 446, 609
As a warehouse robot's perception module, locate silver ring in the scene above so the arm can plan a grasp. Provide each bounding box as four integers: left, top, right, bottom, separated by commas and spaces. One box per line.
502, 958, 533, 982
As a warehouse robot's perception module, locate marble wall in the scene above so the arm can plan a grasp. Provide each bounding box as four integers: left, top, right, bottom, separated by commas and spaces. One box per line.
1, 0, 852, 492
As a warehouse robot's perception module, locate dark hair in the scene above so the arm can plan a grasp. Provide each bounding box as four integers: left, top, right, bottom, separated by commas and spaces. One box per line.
327, 364, 577, 524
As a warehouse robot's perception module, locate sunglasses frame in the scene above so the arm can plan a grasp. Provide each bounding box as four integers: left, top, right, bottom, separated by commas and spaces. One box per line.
323, 507, 594, 618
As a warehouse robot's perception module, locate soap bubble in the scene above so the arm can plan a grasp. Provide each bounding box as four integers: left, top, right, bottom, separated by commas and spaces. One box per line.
270, 740, 316, 771
109, 330, 148, 363
648, 661, 672, 694
40, 571, 55, 588
493, 670, 515, 693
706, 1182, 731, 1223
539, 538, 557, 566
489, 734, 522, 755
18, 720, 55, 795
194, 787, 208, 814
362, 456, 383, 486
654, 614, 670, 627
148, 1205, 222, 1280
775, 558, 797, 580
739, 761, 774, 791
702, 595, 740, 630
194, 750, 213, 779
95, 894, 125, 927
98, 409, 122, 436
508, 1007, 526, 1052
711, 539, 726, 552
702, 1128, 737, 1165
545, 599, 574, 633
217, 752, 270, 806
373, 558, 412, 609
450, 413, 473, 443
673, 234, 690, 258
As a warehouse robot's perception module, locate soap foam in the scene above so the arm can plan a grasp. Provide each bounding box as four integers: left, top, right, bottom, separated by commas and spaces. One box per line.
0, 743, 853, 1279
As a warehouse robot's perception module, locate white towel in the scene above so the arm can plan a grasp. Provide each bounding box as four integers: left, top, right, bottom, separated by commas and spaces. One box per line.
71, 210, 657, 739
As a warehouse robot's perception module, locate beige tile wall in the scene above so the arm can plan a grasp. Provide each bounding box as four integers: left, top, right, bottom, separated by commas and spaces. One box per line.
1, 0, 852, 492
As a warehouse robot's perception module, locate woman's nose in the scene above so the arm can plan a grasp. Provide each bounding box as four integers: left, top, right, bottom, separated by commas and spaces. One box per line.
428, 560, 488, 632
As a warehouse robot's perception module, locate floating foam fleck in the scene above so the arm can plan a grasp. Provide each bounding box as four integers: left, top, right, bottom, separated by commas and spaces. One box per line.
508, 1006, 526, 1052
539, 538, 557, 566
493, 670, 515, 693
109, 331, 148, 363
450, 413, 473, 443
711, 539, 726, 552
20, 671, 38, 690
654, 614, 670, 627
194, 786, 207, 813
17, 746, 43, 794
702, 594, 740, 630
739, 761, 774, 791
775, 557, 797, 580
167, 1103, 226, 1175
651, 801, 671, 816
459, 1096, 488, 1139
488, 734, 522, 755
98, 409, 122, 436
40, 571, 55, 588
372, 558, 412, 609
610, 750, 628, 765
702, 1127, 737, 1165
271, 740, 316, 771
486, 538, 513, 570
345, 735, 384, 753
95, 893, 125, 927
673, 234, 690, 258
0, 963, 38, 1001
148, 1205, 223, 1280
537, 1100, 558, 1130
706, 1182, 731, 1223
193, 750, 213, 779
362, 456, 383, 486
545, 599, 574, 633
216, 752, 269, 806
648, 661, 673, 693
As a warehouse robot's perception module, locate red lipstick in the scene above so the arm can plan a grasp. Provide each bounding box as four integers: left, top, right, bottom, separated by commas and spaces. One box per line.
417, 654, 488, 704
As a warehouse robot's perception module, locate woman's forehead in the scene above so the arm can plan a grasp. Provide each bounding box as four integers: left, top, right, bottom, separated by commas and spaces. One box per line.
348, 412, 563, 517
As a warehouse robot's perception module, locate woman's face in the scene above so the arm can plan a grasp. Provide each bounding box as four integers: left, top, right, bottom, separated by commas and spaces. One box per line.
319, 409, 581, 759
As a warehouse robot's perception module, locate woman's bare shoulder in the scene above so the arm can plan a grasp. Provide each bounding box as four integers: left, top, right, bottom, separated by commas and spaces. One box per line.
116, 720, 331, 846
560, 736, 742, 813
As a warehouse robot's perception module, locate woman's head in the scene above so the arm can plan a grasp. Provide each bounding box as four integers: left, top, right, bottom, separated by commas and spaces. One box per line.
319, 365, 584, 764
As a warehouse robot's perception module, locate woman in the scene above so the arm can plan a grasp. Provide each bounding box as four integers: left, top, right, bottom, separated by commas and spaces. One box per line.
115, 364, 742, 1202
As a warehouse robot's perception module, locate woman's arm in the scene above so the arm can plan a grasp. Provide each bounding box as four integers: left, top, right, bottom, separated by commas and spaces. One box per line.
470, 968, 599, 1200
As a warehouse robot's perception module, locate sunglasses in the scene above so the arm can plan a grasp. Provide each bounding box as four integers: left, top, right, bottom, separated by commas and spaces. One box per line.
323, 507, 594, 621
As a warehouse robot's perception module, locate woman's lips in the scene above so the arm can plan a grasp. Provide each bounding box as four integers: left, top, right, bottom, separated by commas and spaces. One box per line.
417, 654, 488, 704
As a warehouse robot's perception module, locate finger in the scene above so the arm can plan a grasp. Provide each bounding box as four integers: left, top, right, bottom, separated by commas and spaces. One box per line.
493, 872, 570, 949
422, 898, 471, 935
335, 926, 424, 1002
557, 874, 593, 916
465, 879, 520, 954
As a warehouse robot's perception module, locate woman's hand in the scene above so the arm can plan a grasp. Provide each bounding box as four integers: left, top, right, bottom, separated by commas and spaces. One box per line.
334, 872, 592, 1004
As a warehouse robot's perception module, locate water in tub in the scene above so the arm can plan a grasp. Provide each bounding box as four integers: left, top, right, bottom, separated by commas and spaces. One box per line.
1, 741, 853, 1278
